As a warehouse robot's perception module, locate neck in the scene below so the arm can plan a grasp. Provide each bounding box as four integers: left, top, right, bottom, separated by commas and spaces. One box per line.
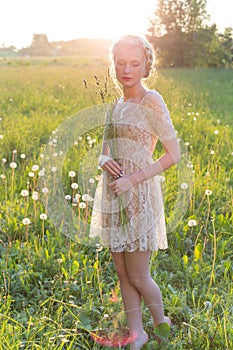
123, 86, 147, 102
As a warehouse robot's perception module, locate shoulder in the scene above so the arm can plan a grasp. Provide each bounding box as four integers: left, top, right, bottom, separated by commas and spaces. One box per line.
144, 89, 169, 114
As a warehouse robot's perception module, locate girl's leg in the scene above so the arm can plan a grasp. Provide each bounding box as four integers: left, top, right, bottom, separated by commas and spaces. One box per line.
111, 252, 148, 349
124, 250, 167, 327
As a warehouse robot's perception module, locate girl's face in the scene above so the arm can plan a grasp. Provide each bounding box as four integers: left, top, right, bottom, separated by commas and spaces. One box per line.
114, 43, 146, 89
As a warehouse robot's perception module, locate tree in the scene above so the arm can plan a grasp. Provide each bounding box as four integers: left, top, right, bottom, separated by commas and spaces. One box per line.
28, 34, 52, 56
147, 0, 215, 67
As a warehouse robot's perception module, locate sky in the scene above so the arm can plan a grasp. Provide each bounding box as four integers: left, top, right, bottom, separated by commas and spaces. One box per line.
0, 0, 232, 49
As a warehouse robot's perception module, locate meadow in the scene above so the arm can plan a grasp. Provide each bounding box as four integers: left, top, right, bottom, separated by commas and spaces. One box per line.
0, 56, 232, 349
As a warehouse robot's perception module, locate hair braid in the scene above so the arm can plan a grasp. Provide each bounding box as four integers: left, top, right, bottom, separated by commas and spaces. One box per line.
110, 35, 155, 79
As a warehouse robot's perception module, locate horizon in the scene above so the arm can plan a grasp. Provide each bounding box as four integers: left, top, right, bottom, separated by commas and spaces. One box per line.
0, 0, 232, 50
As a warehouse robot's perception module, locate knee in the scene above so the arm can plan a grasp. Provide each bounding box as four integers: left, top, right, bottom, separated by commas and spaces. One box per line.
129, 273, 150, 291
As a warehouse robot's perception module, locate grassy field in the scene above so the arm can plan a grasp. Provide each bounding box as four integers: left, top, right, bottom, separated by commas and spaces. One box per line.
0, 57, 232, 349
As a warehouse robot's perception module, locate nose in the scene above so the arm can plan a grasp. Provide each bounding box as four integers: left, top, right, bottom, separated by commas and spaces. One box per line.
123, 63, 131, 74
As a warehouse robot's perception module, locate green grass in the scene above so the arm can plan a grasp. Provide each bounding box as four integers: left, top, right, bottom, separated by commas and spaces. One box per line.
0, 58, 232, 349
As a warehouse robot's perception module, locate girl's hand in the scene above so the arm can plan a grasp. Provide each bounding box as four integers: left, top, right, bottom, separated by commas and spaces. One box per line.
102, 159, 124, 179
109, 174, 134, 196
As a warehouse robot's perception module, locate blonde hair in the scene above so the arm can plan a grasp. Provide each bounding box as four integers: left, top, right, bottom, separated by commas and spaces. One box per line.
110, 35, 155, 79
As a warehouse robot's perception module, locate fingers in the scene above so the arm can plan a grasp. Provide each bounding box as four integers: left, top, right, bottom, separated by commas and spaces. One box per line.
102, 159, 124, 178
109, 177, 132, 196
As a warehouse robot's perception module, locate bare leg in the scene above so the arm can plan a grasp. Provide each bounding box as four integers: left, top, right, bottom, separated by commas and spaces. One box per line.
124, 250, 166, 327
111, 252, 148, 349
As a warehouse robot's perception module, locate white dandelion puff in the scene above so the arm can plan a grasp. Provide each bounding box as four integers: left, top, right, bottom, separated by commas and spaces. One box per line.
82, 194, 94, 201
205, 189, 212, 196
40, 213, 47, 220
10, 162, 17, 169
71, 182, 79, 189
79, 202, 86, 208
181, 183, 189, 190
42, 187, 49, 194
187, 162, 193, 168
28, 172, 34, 178
32, 192, 39, 200
32, 164, 39, 171
188, 219, 197, 227
21, 190, 29, 197
69, 171, 76, 177
22, 218, 31, 225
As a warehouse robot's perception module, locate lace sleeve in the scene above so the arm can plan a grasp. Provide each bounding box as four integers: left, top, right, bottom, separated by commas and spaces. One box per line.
146, 90, 177, 142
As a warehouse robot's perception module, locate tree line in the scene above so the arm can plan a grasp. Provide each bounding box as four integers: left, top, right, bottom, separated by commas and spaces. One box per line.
146, 0, 232, 68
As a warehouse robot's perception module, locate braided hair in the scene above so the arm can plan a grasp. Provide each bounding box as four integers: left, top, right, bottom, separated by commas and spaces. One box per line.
110, 35, 155, 79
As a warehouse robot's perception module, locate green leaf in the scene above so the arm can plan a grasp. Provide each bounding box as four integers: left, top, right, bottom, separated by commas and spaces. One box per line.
154, 322, 171, 341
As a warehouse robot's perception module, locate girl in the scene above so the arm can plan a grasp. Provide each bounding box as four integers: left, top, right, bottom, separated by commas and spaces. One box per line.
90, 35, 180, 349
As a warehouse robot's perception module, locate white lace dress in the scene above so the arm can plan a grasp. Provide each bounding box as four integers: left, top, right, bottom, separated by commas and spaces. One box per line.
90, 90, 177, 252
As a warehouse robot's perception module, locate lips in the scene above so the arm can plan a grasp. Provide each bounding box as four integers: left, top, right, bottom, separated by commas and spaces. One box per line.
122, 77, 132, 81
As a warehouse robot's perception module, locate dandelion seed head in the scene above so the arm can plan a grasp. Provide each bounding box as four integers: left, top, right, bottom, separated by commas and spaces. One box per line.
103, 314, 109, 318
65, 194, 71, 200
181, 182, 189, 190
21, 190, 29, 197
10, 162, 17, 169
51, 167, 57, 172
69, 171, 76, 177
42, 187, 49, 194
12, 149, 17, 154
38, 169, 45, 176
0, 135, 3, 140
71, 182, 78, 189
2, 158, 7, 163
206, 172, 210, 176
82, 193, 93, 201
204, 301, 212, 309
20, 154, 26, 159
32, 164, 39, 171
205, 189, 212, 196
40, 153, 44, 158
187, 162, 193, 168
57, 258, 63, 264
32, 192, 39, 200
0, 174, 6, 179
214, 130, 219, 135
185, 142, 190, 146
79, 202, 86, 208
28, 172, 34, 177
40, 213, 47, 220
53, 152, 58, 157
188, 219, 197, 227
210, 150, 215, 155
75, 193, 81, 200
22, 218, 31, 225
89, 178, 95, 184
